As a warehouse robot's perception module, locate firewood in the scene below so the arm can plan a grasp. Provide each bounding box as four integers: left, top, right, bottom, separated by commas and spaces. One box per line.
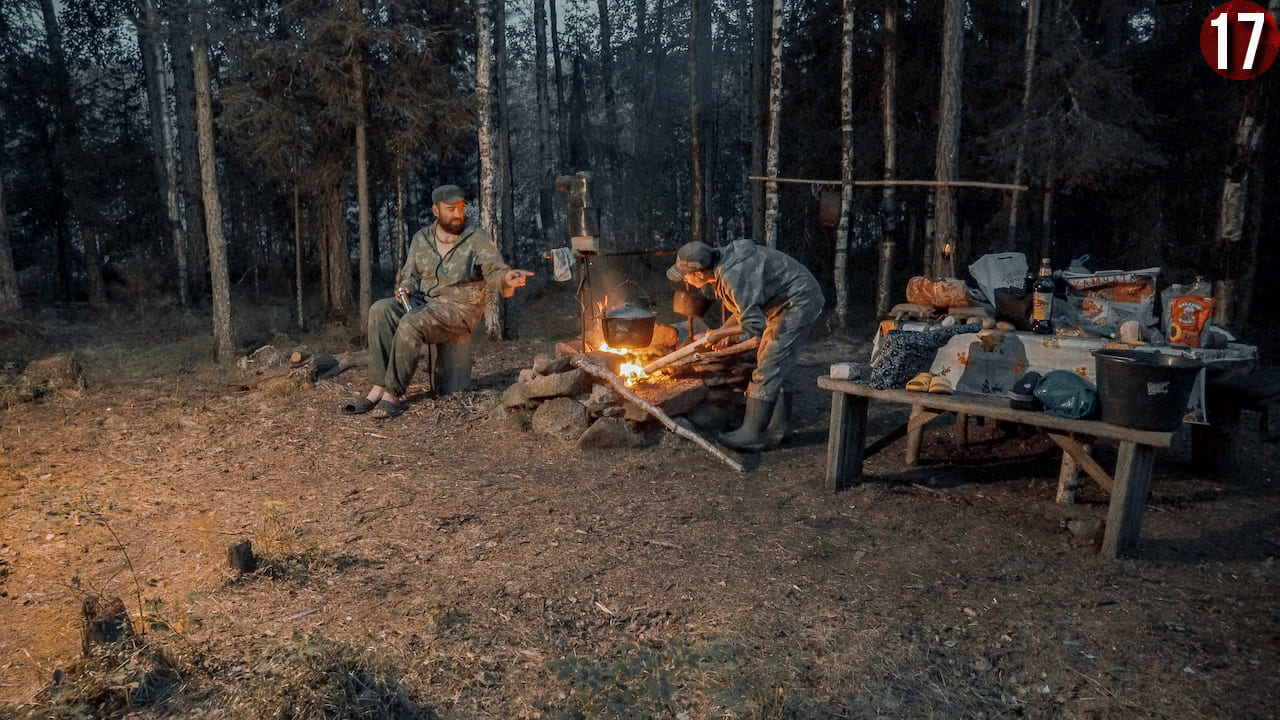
666, 337, 759, 371
569, 355, 745, 472
641, 324, 743, 375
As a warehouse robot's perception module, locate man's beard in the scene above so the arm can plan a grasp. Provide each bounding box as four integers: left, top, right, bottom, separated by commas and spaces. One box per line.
438, 216, 466, 235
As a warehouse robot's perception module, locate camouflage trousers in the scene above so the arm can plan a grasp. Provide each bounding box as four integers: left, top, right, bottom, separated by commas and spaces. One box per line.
746, 294, 824, 402
367, 297, 477, 395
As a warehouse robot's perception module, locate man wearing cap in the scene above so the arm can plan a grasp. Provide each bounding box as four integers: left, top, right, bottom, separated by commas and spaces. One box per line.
343, 184, 533, 418
667, 239, 824, 450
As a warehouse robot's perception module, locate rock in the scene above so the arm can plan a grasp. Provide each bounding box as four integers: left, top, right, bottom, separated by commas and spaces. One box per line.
532, 353, 572, 375
486, 405, 534, 432
501, 382, 538, 409
685, 403, 734, 432
22, 353, 86, 391
622, 378, 709, 421
1066, 517, 1104, 546
576, 417, 651, 449
521, 368, 592, 399
531, 397, 589, 440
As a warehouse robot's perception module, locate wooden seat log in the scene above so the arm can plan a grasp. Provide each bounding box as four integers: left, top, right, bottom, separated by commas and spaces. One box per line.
817, 378, 1175, 559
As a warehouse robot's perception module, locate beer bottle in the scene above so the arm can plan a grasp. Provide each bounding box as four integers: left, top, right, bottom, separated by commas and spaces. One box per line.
1030, 257, 1055, 335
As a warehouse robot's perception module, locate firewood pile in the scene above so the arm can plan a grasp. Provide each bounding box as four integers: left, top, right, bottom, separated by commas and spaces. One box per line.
488, 340, 755, 457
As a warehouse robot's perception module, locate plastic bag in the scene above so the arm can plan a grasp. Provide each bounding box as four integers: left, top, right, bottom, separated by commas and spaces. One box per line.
1033, 370, 1098, 419
1055, 268, 1159, 339
1168, 294, 1215, 347
906, 276, 970, 308
968, 253, 1028, 306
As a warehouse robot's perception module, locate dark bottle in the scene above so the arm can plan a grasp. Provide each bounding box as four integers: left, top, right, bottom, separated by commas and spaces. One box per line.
1030, 257, 1055, 335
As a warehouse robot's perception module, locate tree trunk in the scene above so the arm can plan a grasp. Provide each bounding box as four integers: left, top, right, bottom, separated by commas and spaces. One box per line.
875, 0, 899, 319
82, 225, 105, 307
192, 0, 235, 362
138, 0, 188, 309
832, 0, 855, 331
38, 0, 76, 297
395, 171, 407, 270
169, 19, 207, 302
351, 0, 372, 319
496, 0, 515, 338
293, 185, 306, 331
931, 0, 965, 279
476, 0, 503, 340
1005, 0, 1040, 251
750, 0, 771, 242
596, 0, 620, 144
689, 0, 712, 244
763, 0, 784, 249
0, 152, 19, 317
548, 0, 567, 166
534, 0, 554, 245
320, 185, 353, 319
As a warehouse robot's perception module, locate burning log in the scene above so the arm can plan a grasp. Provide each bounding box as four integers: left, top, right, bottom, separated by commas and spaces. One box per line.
641, 324, 743, 375
569, 355, 746, 473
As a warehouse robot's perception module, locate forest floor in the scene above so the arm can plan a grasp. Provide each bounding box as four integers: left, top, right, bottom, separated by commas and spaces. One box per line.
1, 286, 1278, 719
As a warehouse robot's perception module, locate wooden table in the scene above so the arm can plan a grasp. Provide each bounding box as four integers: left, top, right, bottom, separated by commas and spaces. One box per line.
818, 377, 1176, 558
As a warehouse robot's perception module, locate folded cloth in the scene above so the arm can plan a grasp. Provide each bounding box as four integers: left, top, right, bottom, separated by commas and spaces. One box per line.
551, 247, 574, 282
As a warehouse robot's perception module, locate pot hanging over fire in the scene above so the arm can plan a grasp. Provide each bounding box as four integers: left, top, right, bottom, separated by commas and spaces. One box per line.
672, 287, 711, 318
601, 304, 656, 349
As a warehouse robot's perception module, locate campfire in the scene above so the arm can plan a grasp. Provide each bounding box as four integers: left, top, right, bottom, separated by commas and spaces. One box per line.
597, 342, 648, 386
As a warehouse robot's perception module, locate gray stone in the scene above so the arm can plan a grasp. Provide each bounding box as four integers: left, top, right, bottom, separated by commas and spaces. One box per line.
622, 378, 708, 421
501, 382, 538, 409
575, 417, 650, 449
533, 352, 572, 375
685, 403, 734, 432
485, 406, 533, 432
521, 368, 592, 399
532, 397, 590, 440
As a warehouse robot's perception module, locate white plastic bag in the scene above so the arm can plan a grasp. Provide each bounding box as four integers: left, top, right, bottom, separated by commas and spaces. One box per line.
968, 253, 1028, 306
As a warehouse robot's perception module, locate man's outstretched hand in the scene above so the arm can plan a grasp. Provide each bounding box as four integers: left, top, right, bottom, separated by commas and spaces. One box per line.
503, 269, 534, 296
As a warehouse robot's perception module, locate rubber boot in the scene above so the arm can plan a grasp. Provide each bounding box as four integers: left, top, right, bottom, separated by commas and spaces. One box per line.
765, 390, 792, 447
719, 397, 777, 451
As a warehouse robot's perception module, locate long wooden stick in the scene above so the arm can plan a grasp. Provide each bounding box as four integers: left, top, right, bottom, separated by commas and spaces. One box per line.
667, 337, 760, 370
569, 356, 745, 473
748, 175, 1028, 191
642, 324, 743, 375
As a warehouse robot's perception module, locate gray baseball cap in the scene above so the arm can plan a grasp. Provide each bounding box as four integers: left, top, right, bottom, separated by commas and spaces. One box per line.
431, 184, 467, 205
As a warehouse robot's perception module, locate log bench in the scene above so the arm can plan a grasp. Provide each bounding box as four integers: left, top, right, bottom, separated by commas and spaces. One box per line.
817, 377, 1176, 559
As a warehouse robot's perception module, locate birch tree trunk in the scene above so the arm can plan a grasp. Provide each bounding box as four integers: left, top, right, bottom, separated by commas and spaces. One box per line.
931, 0, 965, 279
476, 0, 503, 339
82, 225, 105, 307
875, 0, 899, 318
763, 0, 784, 249
689, 0, 712, 243
596, 0, 619, 140
351, 0, 372, 319
192, 1, 235, 362
169, 19, 207, 301
833, 0, 855, 330
1006, 0, 1040, 252
138, 0, 188, 309
0, 155, 18, 317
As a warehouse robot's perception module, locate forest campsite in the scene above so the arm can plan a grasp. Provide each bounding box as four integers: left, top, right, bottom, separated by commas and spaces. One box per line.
2, 0, 1280, 719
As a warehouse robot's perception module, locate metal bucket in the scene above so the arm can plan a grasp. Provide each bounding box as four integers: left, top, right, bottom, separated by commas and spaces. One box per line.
1092, 349, 1203, 431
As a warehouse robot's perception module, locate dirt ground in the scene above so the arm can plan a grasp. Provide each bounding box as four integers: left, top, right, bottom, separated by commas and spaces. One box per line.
1, 288, 1278, 719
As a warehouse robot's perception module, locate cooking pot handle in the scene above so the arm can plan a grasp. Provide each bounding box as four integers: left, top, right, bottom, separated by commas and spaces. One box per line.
610, 278, 651, 309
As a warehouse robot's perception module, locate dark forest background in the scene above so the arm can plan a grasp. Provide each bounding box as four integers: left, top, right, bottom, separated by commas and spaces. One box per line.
0, 0, 1276, 356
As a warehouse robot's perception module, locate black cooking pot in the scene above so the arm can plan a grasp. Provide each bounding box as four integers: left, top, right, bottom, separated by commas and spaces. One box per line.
601, 304, 656, 348
673, 288, 711, 318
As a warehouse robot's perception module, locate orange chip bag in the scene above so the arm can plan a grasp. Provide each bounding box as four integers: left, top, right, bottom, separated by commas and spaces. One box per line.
1168, 294, 1214, 347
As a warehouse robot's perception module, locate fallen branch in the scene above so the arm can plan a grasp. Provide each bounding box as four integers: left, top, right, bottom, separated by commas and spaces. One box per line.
308, 350, 367, 381
666, 337, 759, 371
569, 355, 745, 473
642, 324, 743, 375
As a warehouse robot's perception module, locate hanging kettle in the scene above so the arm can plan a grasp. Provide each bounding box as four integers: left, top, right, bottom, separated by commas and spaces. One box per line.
599, 280, 656, 349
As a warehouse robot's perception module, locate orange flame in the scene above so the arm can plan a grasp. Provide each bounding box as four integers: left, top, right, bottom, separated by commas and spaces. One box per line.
598, 342, 648, 386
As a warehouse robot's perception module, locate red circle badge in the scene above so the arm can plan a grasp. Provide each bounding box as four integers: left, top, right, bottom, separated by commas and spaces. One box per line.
1201, 1, 1280, 79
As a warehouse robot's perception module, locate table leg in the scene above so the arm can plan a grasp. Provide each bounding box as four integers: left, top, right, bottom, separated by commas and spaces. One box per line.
825, 391, 868, 491
1054, 439, 1091, 504
1102, 441, 1157, 558
955, 412, 969, 447
906, 404, 929, 466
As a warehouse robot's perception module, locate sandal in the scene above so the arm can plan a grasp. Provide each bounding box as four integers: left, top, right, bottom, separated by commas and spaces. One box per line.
905, 372, 932, 392
370, 399, 403, 419
928, 375, 953, 394
342, 397, 377, 415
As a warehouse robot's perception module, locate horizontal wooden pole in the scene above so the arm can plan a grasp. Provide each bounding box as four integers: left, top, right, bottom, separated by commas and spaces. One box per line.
749, 176, 1028, 192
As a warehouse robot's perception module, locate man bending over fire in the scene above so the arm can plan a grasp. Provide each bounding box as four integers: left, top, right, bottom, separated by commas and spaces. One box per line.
343, 184, 533, 419
667, 240, 824, 451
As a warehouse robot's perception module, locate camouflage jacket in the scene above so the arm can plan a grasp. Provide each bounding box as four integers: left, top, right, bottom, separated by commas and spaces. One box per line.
397, 222, 512, 326
712, 239, 825, 335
